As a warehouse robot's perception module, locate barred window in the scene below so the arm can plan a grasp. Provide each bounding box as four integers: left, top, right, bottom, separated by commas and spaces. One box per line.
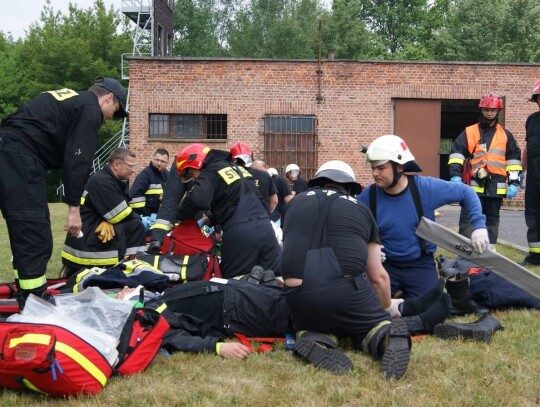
149, 114, 227, 139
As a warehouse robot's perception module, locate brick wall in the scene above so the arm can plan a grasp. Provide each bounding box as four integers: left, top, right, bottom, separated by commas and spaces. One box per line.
127, 58, 540, 206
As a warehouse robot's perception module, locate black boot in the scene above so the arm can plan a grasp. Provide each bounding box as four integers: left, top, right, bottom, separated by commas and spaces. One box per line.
433, 315, 503, 342
445, 275, 488, 316
246, 265, 264, 284
294, 331, 352, 374
400, 278, 444, 316
362, 320, 411, 380
403, 292, 452, 334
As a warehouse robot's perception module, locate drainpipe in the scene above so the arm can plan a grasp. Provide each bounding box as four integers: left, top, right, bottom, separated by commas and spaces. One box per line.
316, 20, 324, 103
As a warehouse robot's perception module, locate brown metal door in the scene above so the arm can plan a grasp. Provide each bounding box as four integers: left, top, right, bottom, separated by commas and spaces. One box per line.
394, 99, 441, 178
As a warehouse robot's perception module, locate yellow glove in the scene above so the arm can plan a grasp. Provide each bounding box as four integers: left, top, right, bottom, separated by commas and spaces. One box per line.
95, 221, 115, 243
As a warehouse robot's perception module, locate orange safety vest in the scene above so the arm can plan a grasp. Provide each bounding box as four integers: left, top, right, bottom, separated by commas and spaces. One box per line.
465, 123, 507, 178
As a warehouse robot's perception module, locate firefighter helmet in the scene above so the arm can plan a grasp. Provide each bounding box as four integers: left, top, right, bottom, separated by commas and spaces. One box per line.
267, 167, 278, 176
230, 142, 253, 167
285, 163, 300, 176
478, 93, 503, 109
176, 143, 210, 182
308, 160, 362, 195
530, 80, 540, 102
365, 135, 417, 166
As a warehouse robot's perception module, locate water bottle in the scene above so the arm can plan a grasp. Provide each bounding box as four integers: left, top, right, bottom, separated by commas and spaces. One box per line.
285, 334, 295, 351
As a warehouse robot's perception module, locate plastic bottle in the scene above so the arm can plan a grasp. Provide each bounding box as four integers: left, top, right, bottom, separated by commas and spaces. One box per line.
285, 334, 295, 351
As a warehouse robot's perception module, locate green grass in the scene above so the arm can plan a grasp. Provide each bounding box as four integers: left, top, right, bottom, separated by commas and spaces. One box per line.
0, 203, 539, 406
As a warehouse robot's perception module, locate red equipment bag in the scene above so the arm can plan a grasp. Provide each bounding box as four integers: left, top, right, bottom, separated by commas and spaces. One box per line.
0, 322, 112, 397
160, 219, 221, 279
0, 278, 68, 317
114, 307, 170, 376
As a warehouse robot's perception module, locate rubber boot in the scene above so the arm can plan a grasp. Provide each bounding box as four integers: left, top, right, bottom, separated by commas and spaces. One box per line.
445, 274, 488, 316
246, 265, 264, 284
433, 315, 503, 342
294, 331, 352, 374
403, 292, 451, 335
15, 287, 46, 312
362, 320, 411, 380
400, 278, 444, 316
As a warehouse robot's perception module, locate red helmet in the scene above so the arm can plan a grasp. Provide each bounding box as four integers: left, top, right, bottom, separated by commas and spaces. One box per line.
176, 143, 210, 182
230, 142, 253, 167
530, 79, 540, 102
478, 93, 503, 109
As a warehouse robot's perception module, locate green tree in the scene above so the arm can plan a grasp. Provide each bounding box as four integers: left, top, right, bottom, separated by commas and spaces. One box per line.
173, 0, 232, 56
433, 0, 540, 62
326, 0, 380, 59
359, 0, 432, 59
2, 1, 132, 200
0, 34, 27, 116
227, 0, 329, 59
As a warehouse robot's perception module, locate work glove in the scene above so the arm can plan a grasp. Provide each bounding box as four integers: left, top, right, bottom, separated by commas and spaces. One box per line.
506, 184, 518, 198
147, 240, 163, 255
470, 228, 489, 254
450, 176, 462, 183
519, 171, 526, 189
95, 221, 115, 243
385, 299, 404, 318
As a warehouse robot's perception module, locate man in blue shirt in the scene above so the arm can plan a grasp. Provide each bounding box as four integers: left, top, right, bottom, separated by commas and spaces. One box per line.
358, 135, 489, 299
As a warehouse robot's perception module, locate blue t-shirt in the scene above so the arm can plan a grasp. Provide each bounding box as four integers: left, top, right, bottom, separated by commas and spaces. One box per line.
358, 175, 486, 262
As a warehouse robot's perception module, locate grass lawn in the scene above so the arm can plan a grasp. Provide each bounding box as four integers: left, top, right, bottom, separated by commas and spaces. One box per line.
0, 203, 539, 406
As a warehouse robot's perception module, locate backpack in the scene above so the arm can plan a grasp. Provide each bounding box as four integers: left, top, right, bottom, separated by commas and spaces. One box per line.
114, 306, 170, 376
0, 321, 112, 397
158, 219, 221, 280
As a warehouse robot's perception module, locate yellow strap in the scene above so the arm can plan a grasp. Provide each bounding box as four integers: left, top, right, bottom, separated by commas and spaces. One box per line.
181, 255, 189, 282
155, 303, 167, 314
21, 378, 46, 394
153, 257, 160, 269
9, 333, 51, 348
55, 342, 108, 387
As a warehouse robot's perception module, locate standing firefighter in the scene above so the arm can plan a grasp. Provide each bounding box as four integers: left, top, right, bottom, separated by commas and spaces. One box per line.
448, 93, 522, 250
0, 77, 127, 308
522, 80, 540, 265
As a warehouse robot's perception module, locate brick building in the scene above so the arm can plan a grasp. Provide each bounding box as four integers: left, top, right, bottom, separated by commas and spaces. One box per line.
127, 57, 540, 205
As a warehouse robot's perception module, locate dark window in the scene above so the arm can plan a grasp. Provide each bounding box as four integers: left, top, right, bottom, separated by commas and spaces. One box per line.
262, 116, 318, 180
149, 114, 227, 140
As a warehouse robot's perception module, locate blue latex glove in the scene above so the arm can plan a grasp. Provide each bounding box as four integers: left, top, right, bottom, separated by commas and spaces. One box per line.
507, 184, 518, 198
450, 176, 462, 183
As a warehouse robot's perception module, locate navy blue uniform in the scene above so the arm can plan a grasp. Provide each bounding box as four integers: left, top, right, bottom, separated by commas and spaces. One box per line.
0, 89, 104, 294
178, 149, 281, 278
62, 166, 147, 272
130, 163, 169, 216
524, 111, 540, 264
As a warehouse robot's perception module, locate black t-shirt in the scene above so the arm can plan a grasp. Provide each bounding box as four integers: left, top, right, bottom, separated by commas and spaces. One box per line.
292, 177, 308, 194
248, 167, 277, 213
281, 188, 380, 279
270, 174, 291, 221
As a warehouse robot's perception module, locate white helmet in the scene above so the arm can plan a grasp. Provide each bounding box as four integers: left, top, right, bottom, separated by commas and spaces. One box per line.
307, 160, 362, 195
267, 167, 278, 176
365, 135, 421, 172
285, 163, 300, 175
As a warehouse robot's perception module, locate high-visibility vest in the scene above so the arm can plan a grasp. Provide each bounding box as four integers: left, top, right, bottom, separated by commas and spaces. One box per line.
465, 123, 507, 177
